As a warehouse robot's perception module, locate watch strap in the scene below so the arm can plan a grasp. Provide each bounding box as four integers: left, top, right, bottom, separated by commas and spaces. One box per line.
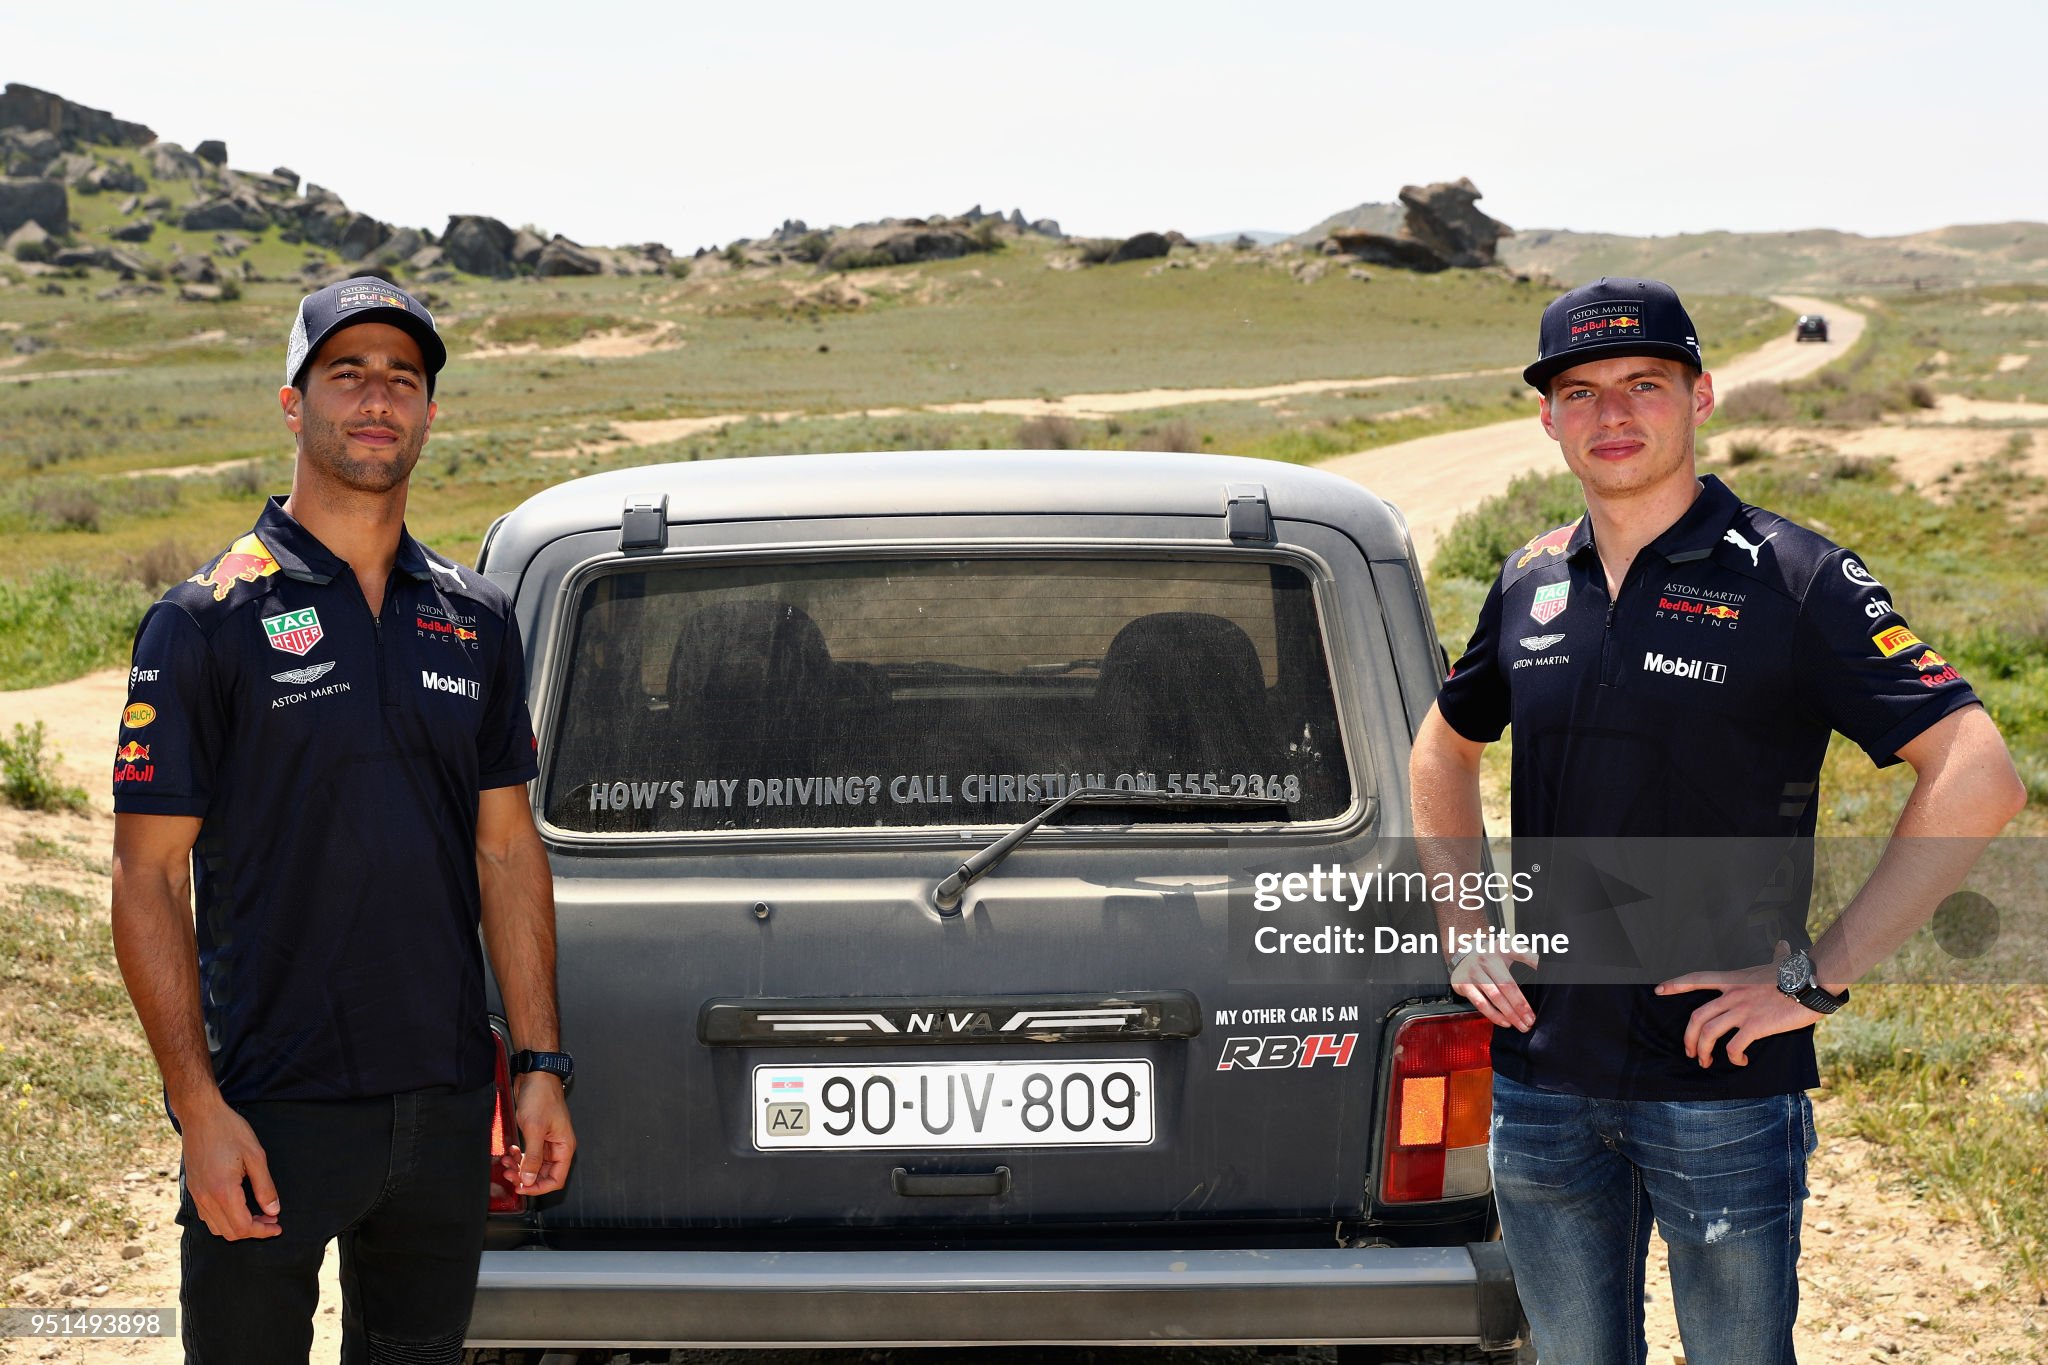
511, 1049, 574, 1081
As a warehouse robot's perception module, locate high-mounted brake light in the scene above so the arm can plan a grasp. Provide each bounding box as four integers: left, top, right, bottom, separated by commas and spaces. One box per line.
1380, 1012, 1493, 1203
487, 1022, 523, 1214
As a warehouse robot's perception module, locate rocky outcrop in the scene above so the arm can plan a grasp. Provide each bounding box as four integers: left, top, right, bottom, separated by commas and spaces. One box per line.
193, 139, 227, 166
180, 195, 266, 232
1106, 231, 1172, 264
5, 219, 52, 259
1398, 178, 1512, 268
442, 214, 516, 276
0, 177, 67, 235
817, 223, 985, 270
535, 235, 603, 277
0, 127, 61, 176
143, 140, 204, 181
1322, 178, 1512, 272
0, 83, 155, 148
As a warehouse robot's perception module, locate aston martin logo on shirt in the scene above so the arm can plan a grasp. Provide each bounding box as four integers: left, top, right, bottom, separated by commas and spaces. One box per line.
1519, 634, 1566, 652
272, 662, 338, 686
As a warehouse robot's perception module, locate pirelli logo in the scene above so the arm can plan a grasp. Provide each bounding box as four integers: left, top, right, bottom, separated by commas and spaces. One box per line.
421, 669, 480, 700
1872, 626, 1923, 658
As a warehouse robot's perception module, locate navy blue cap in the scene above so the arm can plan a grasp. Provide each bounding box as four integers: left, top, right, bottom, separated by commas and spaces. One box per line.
1524, 277, 1702, 392
284, 276, 447, 397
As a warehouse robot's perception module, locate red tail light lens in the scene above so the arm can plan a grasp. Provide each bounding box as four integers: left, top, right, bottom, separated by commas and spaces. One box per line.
1381, 1012, 1493, 1203
487, 1024, 523, 1214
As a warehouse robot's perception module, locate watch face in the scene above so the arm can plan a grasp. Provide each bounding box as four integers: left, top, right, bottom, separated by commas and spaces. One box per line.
1778, 950, 1808, 995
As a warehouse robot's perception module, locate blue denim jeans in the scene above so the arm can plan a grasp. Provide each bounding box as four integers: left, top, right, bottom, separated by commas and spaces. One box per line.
1489, 1071, 1817, 1365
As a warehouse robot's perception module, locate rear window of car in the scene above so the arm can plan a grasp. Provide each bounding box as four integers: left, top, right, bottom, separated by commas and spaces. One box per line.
541, 555, 1354, 834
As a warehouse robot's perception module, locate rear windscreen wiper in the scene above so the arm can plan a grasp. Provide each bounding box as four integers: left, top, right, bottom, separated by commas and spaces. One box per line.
931, 786, 1283, 913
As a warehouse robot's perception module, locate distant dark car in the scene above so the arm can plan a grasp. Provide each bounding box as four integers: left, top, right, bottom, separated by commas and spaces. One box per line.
461, 451, 1529, 1362
1796, 314, 1829, 343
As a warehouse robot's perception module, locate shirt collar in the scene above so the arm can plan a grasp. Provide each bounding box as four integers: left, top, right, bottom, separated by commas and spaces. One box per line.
253, 496, 436, 585
1567, 474, 1742, 567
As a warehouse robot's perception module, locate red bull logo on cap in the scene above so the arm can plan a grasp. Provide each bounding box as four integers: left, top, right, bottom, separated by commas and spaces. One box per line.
189, 533, 280, 602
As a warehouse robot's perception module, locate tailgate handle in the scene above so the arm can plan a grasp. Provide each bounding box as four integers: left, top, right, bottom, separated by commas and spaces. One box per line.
892, 1166, 1011, 1198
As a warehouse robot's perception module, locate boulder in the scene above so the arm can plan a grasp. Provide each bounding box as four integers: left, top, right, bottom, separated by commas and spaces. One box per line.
6, 219, 51, 259
1396, 177, 1512, 268
442, 214, 515, 276
96, 281, 163, 300
0, 84, 156, 147
272, 166, 299, 191
193, 139, 228, 166
817, 224, 983, 270
335, 212, 389, 261
1029, 218, 1062, 237
106, 247, 153, 278
171, 254, 218, 284
408, 245, 446, 272
110, 218, 154, 242
53, 152, 97, 185
535, 235, 603, 277
1, 127, 61, 175
81, 161, 146, 195
1008, 208, 1027, 229
1106, 231, 1171, 265
179, 283, 225, 302
0, 177, 68, 234
143, 140, 204, 180
1327, 229, 1449, 272
181, 196, 266, 232
509, 227, 545, 269
51, 245, 110, 269
141, 193, 170, 213
376, 226, 424, 263
213, 233, 254, 257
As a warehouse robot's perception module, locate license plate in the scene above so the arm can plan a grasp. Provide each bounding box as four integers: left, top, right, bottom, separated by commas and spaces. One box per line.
752, 1059, 1154, 1149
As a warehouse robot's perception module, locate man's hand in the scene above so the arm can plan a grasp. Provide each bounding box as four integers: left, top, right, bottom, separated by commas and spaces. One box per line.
499, 1073, 576, 1196
179, 1098, 281, 1240
1656, 940, 1823, 1067
1452, 947, 1538, 1031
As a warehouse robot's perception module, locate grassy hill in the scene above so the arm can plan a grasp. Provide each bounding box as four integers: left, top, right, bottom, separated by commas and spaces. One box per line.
1500, 222, 2048, 295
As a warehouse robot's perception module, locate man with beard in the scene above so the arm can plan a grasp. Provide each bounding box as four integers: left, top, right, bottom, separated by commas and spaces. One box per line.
1410, 278, 2024, 1362
110, 278, 576, 1362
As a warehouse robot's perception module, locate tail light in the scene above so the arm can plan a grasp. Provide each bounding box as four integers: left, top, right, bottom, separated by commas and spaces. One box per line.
1379, 1011, 1493, 1203
487, 1021, 524, 1214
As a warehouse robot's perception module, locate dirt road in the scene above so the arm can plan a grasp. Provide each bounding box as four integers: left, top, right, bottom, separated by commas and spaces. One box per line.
1317, 295, 1868, 563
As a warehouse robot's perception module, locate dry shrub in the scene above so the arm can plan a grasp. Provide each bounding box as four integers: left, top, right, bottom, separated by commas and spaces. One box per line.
27, 484, 101, 532
1822, 391, 1885, 423
1726, 440, 1770, 467
1905, 380, 1939, 410
1717, 383, 1795, 424
122, 538, 195, 589
1016, 415, 1081, 450
1128, 419, 1202, 453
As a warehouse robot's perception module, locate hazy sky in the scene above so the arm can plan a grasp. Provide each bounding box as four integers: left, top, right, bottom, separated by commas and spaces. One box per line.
10, 1, 2045, 251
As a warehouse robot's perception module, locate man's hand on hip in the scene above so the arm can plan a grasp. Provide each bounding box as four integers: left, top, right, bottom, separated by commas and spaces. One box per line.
1657, 940, 1823, 1067
180, 1097, 281, 1240
501, 1073, 576, 1196
1452, 947, 1538, 1031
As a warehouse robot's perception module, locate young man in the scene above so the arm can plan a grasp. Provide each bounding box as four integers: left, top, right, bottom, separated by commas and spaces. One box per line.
110, 278, 576, 1362
1410, 277, 2024, 1363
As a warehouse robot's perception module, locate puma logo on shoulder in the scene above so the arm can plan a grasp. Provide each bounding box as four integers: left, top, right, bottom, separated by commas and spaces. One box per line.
1723, 528, 1778, 567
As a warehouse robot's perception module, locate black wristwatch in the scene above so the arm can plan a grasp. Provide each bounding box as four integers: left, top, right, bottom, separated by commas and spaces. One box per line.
1776, 949, 1849, 1015
511, 1049, 575, 1092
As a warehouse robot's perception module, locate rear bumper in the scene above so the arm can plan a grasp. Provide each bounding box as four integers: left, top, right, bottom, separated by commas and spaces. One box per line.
468, 1241, 1521, 1348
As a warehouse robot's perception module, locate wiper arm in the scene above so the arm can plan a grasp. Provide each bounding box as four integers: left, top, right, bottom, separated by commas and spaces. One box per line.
931, 786, 1282, 914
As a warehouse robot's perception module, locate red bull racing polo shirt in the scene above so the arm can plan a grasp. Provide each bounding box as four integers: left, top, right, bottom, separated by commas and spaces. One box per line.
1435, 475, 1980, 1100
113, 497, 538, 1104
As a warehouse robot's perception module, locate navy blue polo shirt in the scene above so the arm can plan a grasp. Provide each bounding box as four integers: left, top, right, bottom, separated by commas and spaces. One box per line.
113, 498, 538, 1104
1437, 475, 1979, 1100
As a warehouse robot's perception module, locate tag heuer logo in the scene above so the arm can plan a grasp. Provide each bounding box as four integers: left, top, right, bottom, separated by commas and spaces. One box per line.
1530, 581, 1570, 626
261, 607, 324, 657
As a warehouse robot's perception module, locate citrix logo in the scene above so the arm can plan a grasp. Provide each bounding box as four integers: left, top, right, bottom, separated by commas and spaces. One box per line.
1642, 651, 1727, 684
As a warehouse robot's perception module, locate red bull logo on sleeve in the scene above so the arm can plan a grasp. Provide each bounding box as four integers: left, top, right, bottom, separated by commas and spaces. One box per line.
1515, 523, 1577, 570
114, 741, 154, 784
189, 533, 280, 602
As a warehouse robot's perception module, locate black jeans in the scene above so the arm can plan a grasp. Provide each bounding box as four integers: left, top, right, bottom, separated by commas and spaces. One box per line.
177, 1085, 495, 1364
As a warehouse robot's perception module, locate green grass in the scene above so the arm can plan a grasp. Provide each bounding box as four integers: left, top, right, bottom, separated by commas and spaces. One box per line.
0, 882, 167, 1280
1426, 452, 2048, 1288
0, 571, 157, 690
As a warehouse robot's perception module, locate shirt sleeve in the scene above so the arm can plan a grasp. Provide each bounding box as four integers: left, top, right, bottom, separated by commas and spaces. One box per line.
112, 603, 223, 817
477, 610, 540, 790
1793, 547, 1981, 768
1434, 574, 1511, 743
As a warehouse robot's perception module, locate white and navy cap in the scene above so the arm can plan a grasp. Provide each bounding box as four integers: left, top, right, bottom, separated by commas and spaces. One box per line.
284, 276, 447, 396
1524, 277, 1703, 392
